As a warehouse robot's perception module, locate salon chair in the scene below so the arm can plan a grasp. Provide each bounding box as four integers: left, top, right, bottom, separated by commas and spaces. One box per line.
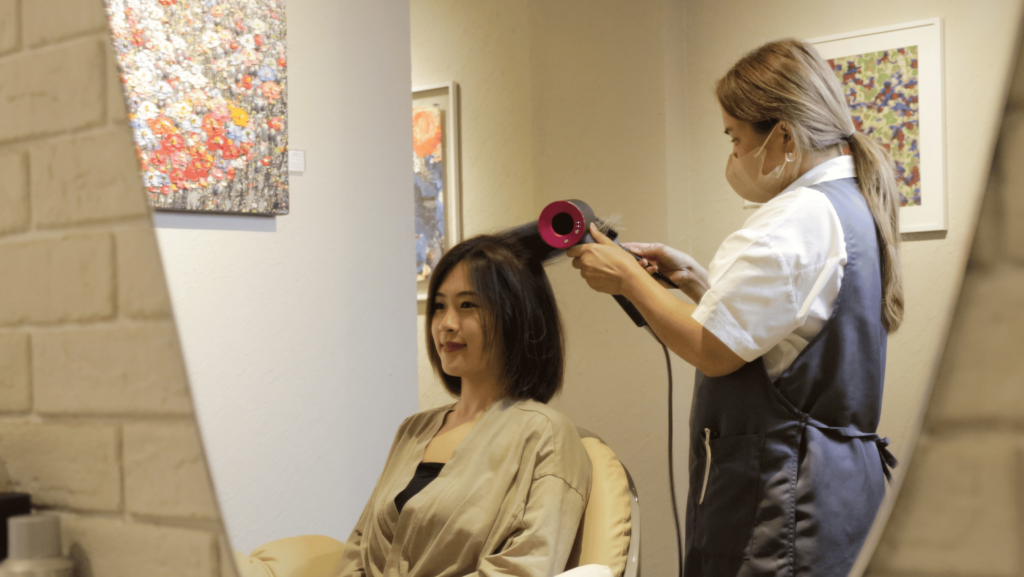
232, 428, 639, 577
568, 427, 640, 577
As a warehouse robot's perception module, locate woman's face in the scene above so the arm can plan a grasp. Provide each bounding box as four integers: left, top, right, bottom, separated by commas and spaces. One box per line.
721, 108, 794, 202
431, 262, 502, 386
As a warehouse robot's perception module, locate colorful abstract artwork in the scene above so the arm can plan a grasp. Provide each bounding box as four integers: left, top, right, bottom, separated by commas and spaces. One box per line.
105, 0, 288, 215
829, 46, 920, 207
413, 105, 445, 283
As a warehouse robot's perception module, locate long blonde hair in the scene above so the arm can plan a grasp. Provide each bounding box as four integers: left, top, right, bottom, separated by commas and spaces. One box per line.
717, 38, 904, 333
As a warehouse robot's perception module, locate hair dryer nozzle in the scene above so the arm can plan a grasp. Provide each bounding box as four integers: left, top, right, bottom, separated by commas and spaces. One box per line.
538, 199, 598, 249
497, 199, 654, 329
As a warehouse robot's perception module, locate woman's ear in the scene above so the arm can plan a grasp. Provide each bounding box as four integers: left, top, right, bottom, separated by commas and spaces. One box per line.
778, 123, 797, 152
778, 121, 791, 140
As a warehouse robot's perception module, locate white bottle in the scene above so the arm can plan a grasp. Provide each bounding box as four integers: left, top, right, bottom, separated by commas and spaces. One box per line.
0, 514, 73, 577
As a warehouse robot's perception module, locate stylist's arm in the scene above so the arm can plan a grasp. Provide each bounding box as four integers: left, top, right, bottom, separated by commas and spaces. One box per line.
565, 223, 744, 377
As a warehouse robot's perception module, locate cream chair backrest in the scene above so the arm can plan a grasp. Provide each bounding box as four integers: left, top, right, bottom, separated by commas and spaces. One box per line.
566, 428, 640, 577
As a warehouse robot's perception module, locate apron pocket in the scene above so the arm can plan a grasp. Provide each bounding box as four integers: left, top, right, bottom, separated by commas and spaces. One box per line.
695, 432, 764, 559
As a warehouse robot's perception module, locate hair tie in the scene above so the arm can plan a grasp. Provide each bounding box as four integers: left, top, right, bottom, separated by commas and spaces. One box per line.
844, 132, 856, 142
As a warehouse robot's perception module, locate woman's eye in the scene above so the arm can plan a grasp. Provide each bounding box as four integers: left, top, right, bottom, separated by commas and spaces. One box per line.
432, 303, 445, 312
460, 301, 477, 309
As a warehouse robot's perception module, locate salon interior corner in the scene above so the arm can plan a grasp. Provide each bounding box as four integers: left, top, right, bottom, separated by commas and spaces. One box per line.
1, 0, 1023, 575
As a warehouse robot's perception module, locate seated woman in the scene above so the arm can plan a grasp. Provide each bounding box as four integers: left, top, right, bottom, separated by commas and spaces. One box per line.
337, 234, 593, 577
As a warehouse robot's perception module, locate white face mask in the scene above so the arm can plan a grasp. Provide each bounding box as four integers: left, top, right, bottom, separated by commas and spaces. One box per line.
725, 123, 798, 202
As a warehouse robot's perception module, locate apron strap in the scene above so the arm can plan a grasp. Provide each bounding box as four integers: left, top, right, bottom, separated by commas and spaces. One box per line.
804, 417, 898, 482
874, 436, 898, 482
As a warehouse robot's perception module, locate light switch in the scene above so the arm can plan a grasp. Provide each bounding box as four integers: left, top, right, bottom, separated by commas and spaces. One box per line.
289, 150, 305, 173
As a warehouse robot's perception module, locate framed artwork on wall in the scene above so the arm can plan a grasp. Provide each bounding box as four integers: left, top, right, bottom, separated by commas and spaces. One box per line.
413, 82, 462, 300
104, 0, 289, 215
811, 18, 946, 233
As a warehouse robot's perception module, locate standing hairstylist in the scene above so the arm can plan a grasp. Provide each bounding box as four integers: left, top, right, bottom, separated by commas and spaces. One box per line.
567, 39, 902, 576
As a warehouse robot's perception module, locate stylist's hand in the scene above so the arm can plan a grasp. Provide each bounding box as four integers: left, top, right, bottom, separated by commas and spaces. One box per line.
566, 224, 645, 295
620, 241, 710, 303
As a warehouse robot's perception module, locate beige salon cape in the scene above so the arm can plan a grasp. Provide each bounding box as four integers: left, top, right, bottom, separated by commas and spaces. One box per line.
338, 398, 592, 577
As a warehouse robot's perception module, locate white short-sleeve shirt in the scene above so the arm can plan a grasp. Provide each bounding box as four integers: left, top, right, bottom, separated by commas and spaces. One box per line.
692, 155, 855, 381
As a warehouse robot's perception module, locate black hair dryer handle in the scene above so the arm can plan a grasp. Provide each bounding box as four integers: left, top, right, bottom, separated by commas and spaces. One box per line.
612, 295, 649, 328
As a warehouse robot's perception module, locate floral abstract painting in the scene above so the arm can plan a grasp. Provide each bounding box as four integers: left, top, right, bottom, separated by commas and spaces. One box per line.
105, 0, 288, 215
829, 46, 920, 207
413, 105, 444, 283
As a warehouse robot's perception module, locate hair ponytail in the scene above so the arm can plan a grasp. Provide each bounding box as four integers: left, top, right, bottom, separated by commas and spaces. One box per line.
848, 132, 904, 331
717, 38, 904, 333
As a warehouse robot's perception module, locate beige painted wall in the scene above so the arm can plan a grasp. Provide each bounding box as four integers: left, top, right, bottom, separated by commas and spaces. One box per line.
414, 0, 1023, 574
0, 1, 233, 575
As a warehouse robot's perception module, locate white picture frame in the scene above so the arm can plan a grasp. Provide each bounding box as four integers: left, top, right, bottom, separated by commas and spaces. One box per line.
413, 82, 462, 301
811, 18, 947, 233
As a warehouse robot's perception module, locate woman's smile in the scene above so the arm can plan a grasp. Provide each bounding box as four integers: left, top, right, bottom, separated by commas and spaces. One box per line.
443, 342, 466, 353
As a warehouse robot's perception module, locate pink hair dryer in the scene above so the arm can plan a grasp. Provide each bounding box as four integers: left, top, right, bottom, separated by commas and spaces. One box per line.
536, 199, 677, 328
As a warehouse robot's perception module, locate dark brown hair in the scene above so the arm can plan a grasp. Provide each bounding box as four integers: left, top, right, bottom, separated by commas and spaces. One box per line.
717, 38, 904, 332
425, 235, 565, 403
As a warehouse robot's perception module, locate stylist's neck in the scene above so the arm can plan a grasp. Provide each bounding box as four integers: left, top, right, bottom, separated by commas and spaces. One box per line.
777, 147, 844, 196
798, 147, 842, 175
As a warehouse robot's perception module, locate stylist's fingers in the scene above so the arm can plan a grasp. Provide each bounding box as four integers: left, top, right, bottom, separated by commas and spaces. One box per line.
621, 241, 660, 254
568, 243, 591, 264
589, 223, 616, 246
570, 248, 592, 270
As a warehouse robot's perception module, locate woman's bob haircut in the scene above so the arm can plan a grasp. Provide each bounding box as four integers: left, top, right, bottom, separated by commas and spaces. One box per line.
425, 234, 565, 404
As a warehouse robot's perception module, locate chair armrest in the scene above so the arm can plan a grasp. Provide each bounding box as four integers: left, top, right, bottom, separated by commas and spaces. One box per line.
232, 535, 347, 577
556, 564, 615, 577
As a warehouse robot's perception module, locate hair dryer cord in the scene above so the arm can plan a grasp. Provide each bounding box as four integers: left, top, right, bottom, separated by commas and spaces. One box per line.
644, 326, 684, 577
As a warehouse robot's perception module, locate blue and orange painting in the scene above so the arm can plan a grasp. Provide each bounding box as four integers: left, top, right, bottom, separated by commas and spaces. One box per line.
829, 46, 920, 207
413, 106, 445, 282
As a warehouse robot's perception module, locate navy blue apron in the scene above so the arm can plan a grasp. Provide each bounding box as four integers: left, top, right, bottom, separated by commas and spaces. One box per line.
684, 178, 897, 576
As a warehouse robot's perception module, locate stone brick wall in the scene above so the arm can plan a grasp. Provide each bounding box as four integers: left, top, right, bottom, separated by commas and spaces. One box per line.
867, 29, 1024, 577
0, 1, 235, 575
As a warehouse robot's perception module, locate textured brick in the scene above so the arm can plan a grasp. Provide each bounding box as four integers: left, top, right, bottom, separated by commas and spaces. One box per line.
0, 152, 29, 236
30, 129, 147, 228
116, 225, 172, 319
873, 435, 1018, 576
0, 332, 30, 412
968, 173, 1003, 267
23, 0, 107, 48
220, 534, 241, 577
1000, 112, 1024, 262
0, 0, 17, 55
0, 233, 114, 325
124, 422, 217, 519
0, 39, 105, 144
107, 44, 129, 125
34, 323, 192, 415
60, 515, 219, 577
1009, 39, 1024, 111
0, 423, 119, 511
931, 266, 1024, 421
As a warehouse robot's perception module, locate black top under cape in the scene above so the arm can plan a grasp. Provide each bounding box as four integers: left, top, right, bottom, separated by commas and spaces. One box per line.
394, 462, 445, 514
